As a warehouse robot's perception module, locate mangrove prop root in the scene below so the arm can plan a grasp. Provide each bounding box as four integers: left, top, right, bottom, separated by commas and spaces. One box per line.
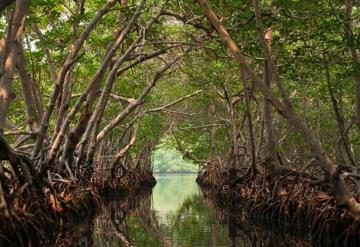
0, 157, 156, 246
197, 163, 360, 245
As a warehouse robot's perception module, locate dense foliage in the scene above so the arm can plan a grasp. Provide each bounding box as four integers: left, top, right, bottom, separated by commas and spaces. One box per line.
152, 146, 197, 173
2, 0, 360, 225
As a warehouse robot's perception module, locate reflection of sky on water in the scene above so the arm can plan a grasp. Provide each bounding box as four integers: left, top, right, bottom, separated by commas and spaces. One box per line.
152, 174, 200, 224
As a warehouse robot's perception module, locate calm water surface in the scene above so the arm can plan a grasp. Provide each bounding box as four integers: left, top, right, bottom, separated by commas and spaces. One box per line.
86, 174, 310, 247
91, 174, 230, 246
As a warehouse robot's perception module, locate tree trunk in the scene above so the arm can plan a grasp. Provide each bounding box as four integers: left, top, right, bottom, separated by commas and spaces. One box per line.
252, 0, 277, 176
241, 69, 257, 177
222, 84, 239, 168
0, 0, 29, 132
16, 43, 41, 132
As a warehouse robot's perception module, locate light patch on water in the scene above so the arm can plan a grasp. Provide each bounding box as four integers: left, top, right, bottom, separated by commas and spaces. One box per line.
152, 174, 200, 224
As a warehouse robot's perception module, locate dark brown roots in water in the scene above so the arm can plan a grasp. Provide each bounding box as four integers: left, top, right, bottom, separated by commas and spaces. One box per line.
197, 165, 360, 246
52, 187, 152, 246
0, 159, 155, 246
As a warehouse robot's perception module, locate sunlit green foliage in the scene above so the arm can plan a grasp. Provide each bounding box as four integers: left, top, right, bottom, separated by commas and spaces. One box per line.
3, 0, 360, 168
153, 146, 197, 173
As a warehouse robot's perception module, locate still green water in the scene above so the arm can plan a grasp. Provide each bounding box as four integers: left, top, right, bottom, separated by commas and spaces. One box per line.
92, 174, 230, 247
150, 174, 230, 246
152, 174, 201, 212
87, 174, 310, 247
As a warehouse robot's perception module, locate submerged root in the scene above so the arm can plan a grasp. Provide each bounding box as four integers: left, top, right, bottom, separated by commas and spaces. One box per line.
0, 155, 156, 245
197, 163, 360, 245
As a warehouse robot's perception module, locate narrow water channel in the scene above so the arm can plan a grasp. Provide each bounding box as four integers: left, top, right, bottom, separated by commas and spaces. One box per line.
147, 174, 230, 246
91, 174, 231, 247
58, 174, 312, 246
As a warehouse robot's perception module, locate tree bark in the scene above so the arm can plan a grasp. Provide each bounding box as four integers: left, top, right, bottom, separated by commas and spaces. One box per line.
241, 68, 257, 177
0, 0, 29, 132
110, 120, 140, 171
252, 0, 277, 176
16, 43, 41, 132
222, 84, 239, 168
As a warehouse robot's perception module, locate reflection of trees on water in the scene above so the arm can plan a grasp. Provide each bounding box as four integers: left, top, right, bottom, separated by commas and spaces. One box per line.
54, 191, 313, 246
202, 198, 312, 247
93, 195, 148, 247
94, 193, 230, 247
226, 208, 312, 247
93, 192, 166, 247
91, 203, 131, 246
158, 194, 309, 246
52, 216, 95, 246
170, 194, 230, 247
